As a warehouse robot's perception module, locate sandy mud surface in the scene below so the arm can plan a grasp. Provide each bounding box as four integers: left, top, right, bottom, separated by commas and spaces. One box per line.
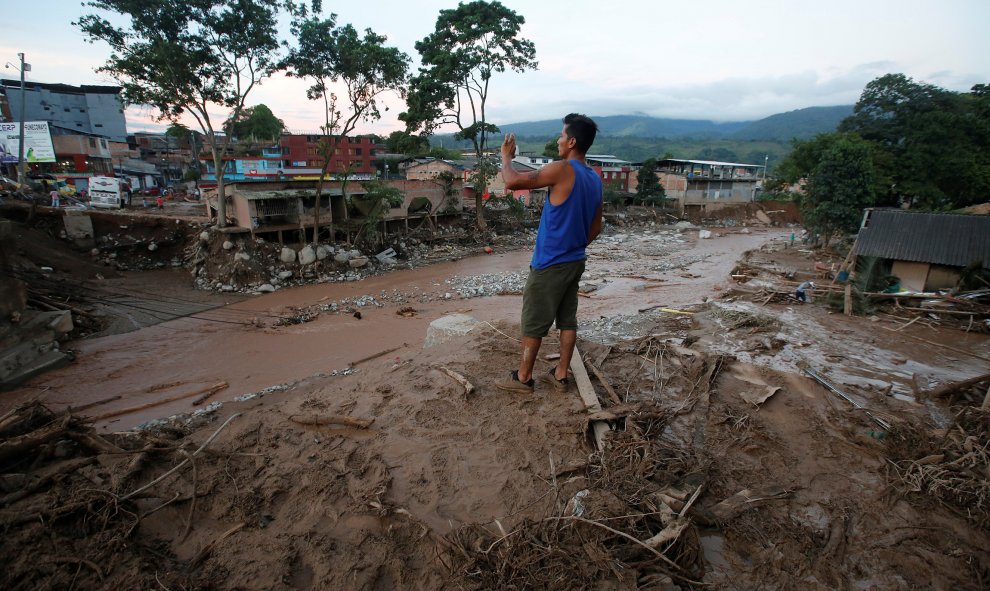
2, 225, 989, 590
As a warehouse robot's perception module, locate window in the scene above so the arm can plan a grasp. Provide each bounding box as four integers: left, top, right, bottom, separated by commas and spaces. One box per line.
64, 108, 70, 112
355, 148, 362, 156
95, 124, 103, 127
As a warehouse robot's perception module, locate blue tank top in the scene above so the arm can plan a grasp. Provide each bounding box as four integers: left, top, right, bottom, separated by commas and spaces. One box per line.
531, 160, 603, 269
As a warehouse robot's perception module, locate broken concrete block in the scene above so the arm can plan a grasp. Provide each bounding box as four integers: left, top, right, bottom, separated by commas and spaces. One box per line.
699, 230, 712, 239
200, 231, 210, 243
223, 241, 234, 250
47, 311, 74, 337
257, 284, 276, 293
62, 213, 94, 247
280, 247, 297, 264
349, 256, 369, 268
424, 314, 480, 348
299, 245, 317, 265
234, 252, 251, 261
277, 270, 293, 280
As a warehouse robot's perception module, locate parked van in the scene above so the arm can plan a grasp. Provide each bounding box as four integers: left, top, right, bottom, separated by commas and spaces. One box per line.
89, 176, 129, 209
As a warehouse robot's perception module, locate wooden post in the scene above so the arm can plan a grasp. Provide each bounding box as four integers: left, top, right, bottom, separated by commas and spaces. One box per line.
844, 283, 853, 316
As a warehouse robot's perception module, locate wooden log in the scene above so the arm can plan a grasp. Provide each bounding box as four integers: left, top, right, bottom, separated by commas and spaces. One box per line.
89, 382, 229, 421
67, 431, 124, 455
0, 456, 97, 506
0, 415, 71, 464
897, 306, 985, 316
289, 414, 373, 429
569, 345, 609, 450
68, 395, 122, 414
924, 371, 990, 400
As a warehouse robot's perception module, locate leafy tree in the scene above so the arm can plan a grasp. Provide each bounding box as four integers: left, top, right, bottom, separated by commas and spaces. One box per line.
799, 135, 877, 247
427, 146, 463, 160
401, 0, 537, 229
542, 138, 559, 159
694, 146, 738, 162
839, 74, 990, 209
227, 104, 286, 143
77, 0, 283, 228
635, 158, 665, 206
384, 130, 429, 155
283, 2, 409, 244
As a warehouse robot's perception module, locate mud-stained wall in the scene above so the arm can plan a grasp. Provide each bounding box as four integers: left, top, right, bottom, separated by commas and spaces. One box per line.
925, 264, 962, 291
891, 260, 929, 292
682, 201, 802, 225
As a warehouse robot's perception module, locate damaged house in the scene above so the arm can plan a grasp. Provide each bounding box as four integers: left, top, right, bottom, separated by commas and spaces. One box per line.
204, 178, 463, 243
854, 209, 990, 291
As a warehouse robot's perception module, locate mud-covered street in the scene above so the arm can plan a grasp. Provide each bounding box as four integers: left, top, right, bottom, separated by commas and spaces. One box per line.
2, 221, 990, 590
2, 227, 785, 430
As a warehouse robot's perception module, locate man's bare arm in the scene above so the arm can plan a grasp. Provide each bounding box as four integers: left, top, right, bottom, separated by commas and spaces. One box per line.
501, 133, 566, 190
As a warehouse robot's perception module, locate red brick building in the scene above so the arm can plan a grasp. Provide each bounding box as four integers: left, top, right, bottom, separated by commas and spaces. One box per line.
201, 134, 382, 182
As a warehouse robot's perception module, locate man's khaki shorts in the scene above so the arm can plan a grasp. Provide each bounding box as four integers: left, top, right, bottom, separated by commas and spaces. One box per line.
520, 260, 586, 337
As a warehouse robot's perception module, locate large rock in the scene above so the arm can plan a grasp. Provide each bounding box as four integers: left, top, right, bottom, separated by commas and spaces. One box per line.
334, 252, 351, 264
280, 247, 297, 264
299, 245, 317, 265
222, 241, 234, 251
200, 231, 210, 243
257, 284, 276, 293
424, 314, 480, 348
349, 256, 369, 268
234, 252, 251, 261
316, 245, 332, 260
698, 229, 712, 239
755, 210, 772, 224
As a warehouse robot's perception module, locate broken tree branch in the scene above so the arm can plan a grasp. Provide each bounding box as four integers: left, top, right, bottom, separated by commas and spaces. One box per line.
432, 365, 475, 396
90, 382, 229, 421
122, 412, 242, 501
923, 372, 990, 400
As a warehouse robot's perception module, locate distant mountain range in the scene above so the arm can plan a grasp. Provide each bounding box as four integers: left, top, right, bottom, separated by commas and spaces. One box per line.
498, 105, 854, 142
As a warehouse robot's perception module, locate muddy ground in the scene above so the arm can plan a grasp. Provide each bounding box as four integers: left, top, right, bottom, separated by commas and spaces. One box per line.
1, 207, 989, 590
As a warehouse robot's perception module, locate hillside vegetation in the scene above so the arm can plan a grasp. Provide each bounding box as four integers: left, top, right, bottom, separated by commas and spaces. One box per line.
431, 105, 852, 167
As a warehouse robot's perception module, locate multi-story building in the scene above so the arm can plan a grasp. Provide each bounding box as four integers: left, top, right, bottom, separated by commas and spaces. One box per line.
655, 158, 764, 212
199, 134, 382, 183
0, 80, 127, 142
586, 155, 635, 191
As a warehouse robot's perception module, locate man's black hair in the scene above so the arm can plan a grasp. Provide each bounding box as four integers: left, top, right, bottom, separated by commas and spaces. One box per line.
563, 113, 598, 154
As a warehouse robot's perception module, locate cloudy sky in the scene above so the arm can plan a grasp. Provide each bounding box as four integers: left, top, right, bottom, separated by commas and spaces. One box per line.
2, 0, 987, 135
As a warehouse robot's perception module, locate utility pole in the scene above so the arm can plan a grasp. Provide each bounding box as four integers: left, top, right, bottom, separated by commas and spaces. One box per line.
763, 154, 768, 181
16, 53, 30, 185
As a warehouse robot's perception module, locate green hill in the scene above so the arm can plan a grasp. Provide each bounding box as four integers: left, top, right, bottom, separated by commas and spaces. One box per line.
728, 105, 853, 140
429, 105, 853, 169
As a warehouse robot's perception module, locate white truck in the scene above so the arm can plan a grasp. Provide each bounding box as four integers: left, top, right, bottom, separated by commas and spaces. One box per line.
88, 176, 129, 209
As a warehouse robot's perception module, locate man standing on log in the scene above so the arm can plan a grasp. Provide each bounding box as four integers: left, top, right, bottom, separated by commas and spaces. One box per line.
495, 113, 603, 394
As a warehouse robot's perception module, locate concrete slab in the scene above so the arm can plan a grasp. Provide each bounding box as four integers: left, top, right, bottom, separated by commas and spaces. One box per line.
424, 313, 480, 348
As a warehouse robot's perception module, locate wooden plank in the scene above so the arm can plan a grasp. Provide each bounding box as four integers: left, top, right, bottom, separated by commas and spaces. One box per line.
569, 345, 609, 450
587, 362, 622, 406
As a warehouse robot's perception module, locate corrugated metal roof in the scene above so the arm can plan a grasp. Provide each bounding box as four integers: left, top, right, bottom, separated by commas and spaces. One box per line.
854, 209, 990, 269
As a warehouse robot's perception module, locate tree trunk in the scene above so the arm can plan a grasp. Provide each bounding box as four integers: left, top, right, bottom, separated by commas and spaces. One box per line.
212, 150, 226, 228
475, 194, 487, 230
